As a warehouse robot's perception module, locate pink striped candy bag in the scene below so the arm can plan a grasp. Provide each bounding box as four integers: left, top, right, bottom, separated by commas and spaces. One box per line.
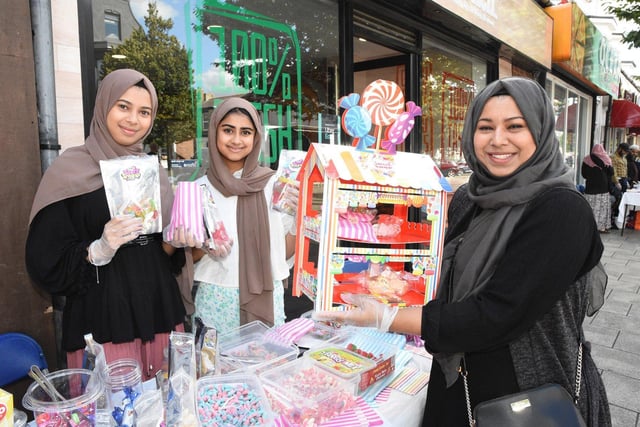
164, 181, 206, 245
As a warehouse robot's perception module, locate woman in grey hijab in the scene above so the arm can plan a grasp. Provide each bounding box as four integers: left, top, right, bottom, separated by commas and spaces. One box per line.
315, 77, 610, 426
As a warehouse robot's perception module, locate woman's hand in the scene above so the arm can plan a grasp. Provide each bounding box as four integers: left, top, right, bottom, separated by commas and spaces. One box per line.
280, 181, 300, 214
312, 293, 399, 332
163, 226, 203, 248
88, 216, 143, 266
203, 238, 234, 258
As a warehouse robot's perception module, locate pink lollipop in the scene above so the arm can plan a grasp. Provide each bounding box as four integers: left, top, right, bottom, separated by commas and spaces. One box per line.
361, 79, 405, 126
381, 101, 422, 154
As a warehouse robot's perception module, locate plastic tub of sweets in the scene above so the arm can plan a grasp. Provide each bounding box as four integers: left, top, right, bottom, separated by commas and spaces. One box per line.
305, 345, 378, 393
22, 368, 104, 427
218, 320, 299, 375
259, 357, 358, 426
294, 318, 345, 350
196, 373, 274, 427
331, 331, 399, 391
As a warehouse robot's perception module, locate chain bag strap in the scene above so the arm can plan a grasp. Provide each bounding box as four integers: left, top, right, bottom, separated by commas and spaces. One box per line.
462, 343, 583, 427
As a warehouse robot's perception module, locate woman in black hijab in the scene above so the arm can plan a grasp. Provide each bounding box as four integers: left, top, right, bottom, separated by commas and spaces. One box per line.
315, 77, 611, 426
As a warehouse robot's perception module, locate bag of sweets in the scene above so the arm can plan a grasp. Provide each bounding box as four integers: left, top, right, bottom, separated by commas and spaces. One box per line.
100, 156, 162, 234
272, 149, 306, 215
164, 181, 207, 245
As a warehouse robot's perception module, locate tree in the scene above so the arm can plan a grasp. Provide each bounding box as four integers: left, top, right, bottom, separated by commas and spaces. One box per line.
606, 0, 640, 48
102, 2, 196, 153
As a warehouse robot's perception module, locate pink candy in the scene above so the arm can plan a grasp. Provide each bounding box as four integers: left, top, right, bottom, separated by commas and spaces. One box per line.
262, 365, 356, 426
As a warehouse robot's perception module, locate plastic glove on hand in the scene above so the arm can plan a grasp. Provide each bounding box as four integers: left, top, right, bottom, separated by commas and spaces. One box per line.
312, 293, 399, 332
103, 215, 144, 248
164, 226, 203, 248
204, 237, 233, 258
280, 181, 300, 214
89, 216, 143, 266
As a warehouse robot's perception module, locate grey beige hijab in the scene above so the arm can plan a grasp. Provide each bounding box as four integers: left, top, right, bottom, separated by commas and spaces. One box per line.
29, 68, 172, 226
28, 69, 196, 315
206, 97, 276, 325
435, 77, 575, 386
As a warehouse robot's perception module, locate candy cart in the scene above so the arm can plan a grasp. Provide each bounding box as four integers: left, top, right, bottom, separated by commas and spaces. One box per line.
291, 79, 452, 312
291, 142, 451, 311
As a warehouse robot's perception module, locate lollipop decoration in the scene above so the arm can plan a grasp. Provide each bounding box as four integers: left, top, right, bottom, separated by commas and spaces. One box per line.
381, 101, 422, 154
361, 79, 405, 150
339, 93, 376, 151
339, 80, 420, 154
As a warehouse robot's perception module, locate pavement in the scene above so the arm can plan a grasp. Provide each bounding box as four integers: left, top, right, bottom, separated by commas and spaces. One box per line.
586, 227, 640, 427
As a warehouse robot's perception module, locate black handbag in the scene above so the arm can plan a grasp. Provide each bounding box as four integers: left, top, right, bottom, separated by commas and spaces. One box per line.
461, 344, 586, 427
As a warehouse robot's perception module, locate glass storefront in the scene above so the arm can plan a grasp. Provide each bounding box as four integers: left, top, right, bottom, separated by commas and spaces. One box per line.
192, 0, 341, 166
545, 75, 592, 185
421, 38, 487, 175
104, 0, 341, 175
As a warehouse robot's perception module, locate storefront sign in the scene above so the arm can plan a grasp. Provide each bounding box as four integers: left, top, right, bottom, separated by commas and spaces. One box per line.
189, 1, 304, 163
431, 0, 552, 68
546, 3, 620, 97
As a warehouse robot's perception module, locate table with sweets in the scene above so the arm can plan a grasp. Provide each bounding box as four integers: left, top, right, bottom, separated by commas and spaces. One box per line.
198, 320, 432, 427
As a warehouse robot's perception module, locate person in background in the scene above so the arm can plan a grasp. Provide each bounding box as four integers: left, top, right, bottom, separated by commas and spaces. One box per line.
612, 142, 629, 191
581, 144, 614, 233
315, 77, 610, 426
610, 142, 630, 228
191, 97, 296, 335
626, 144, 639, 188
147, 142, 159, 156
630, 144, 640, 173
25, 69, 192, 381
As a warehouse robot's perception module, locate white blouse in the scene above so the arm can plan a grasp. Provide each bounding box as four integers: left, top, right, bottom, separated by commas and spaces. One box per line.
193, 172, 293, 287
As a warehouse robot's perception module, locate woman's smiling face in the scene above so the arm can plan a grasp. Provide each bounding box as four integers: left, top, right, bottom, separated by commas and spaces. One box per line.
473, 95, 536, 178
216, 111, 256, 173
106, 85, 153, 147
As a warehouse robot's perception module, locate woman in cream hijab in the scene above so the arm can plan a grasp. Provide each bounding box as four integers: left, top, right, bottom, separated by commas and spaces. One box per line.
191, 97, 296, 334
26, 69, 189, 381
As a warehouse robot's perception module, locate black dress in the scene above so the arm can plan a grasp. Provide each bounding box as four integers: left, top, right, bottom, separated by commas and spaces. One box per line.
420, 188, 606, 426
26, 188, 185, 352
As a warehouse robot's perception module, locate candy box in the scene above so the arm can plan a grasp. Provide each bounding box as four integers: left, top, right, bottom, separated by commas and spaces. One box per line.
196, 373, 274, 427
217, 321, 299, 376
331, 332, 398, 391
305, 345, 377, 393
259, 357, 358, 426
0, 388, 13, 427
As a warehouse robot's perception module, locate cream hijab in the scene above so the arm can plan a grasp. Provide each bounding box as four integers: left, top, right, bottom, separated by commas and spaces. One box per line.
206, 97, 276, 325
435, 77, 575, 386
29, 69, 172, 226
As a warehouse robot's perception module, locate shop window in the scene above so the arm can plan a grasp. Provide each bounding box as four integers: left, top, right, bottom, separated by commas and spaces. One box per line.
547, 76, 592, 184
105, 11, 121, 40
421, 39, 487, 173
194, 0, 340, 166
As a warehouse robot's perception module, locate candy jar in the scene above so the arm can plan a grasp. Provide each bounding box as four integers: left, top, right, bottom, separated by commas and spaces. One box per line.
103, 359, 143, 427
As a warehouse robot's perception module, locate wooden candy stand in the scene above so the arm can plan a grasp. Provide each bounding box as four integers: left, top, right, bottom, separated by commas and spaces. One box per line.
291, 79, 452, 312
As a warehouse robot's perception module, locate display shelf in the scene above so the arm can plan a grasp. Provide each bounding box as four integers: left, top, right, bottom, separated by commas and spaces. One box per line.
292, 144, 450, 311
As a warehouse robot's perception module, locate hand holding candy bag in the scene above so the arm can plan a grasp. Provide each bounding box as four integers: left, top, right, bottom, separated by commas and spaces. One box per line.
272, 149, 305, 215
201, 184, 233, 258
163, 181, 206, 248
